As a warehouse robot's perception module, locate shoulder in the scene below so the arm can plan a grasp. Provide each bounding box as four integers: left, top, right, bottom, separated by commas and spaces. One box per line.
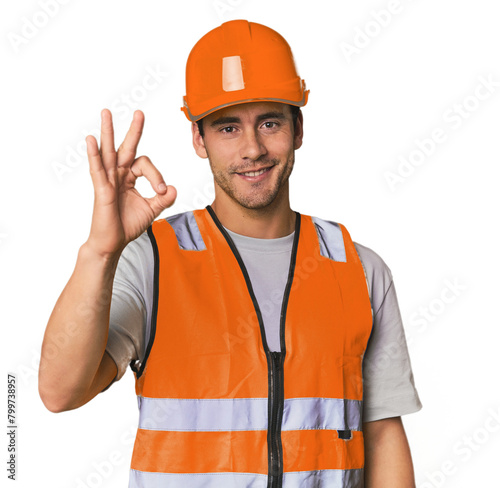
149, 210, 207, 252
307, 213, 395, 304
120, 231, 154, 264
353, 242, 393, 285
352, 241, 394, 312
114, 231, 156, 286
307, 214, 393, 284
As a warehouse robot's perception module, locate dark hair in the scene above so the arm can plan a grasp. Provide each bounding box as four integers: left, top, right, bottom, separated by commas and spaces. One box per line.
196, 104, 301, 137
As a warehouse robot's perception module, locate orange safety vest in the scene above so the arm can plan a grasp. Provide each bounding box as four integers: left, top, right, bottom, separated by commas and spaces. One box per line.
129, 206, 373, 488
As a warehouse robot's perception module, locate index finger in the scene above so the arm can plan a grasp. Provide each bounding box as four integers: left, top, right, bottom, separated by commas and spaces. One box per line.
117, 110, 145, 168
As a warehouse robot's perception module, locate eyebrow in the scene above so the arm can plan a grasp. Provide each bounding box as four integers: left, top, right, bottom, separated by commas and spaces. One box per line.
209, 111, 287, 127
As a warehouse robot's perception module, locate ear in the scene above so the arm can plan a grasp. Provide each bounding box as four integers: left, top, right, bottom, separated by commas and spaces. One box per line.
192, 122, 208, 159
293, 110, 304, 150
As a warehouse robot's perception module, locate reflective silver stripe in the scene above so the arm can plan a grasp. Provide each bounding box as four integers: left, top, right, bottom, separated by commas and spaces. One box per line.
138, 397, 361, 432
138, 397, 268, 431
312, 217, 346, 262
283, 468, 364, 487
282, 398, 362, 432
129, 469, 364, 488
166, 211, 206, 251
129, 470, 268, 488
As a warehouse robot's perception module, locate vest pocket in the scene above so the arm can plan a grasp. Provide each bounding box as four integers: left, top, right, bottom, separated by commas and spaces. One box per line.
337, 429, 352, 440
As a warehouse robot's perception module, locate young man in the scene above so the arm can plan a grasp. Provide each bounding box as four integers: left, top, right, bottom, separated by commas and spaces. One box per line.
39, 20, 421, 487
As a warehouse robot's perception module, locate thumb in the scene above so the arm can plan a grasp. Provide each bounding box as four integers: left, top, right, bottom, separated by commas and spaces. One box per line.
147, 185, 177, 218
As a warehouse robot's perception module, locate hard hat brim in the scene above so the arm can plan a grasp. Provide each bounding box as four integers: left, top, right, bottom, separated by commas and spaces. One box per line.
182, 89, 309, 122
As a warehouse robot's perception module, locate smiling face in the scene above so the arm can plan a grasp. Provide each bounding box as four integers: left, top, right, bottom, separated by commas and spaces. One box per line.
192, 101, 303, 212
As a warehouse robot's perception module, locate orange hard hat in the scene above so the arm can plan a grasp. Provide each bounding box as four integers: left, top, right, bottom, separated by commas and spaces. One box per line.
181, 20, 309, 122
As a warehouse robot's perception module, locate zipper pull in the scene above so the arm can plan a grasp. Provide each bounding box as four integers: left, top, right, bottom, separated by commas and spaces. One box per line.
271, 351, 282, 367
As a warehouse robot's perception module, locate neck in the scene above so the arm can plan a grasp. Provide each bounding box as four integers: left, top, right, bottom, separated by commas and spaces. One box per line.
209, 186, 296, 239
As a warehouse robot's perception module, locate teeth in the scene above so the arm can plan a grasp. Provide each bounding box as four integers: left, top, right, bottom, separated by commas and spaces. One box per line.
242, 168, 267, 177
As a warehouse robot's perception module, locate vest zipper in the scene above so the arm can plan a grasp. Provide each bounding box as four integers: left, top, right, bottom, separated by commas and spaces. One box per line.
205, 205, 301, 488
269, 351, 284, 488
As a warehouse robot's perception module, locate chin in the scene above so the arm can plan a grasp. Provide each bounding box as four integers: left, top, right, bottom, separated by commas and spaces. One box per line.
233, 193, 279, 210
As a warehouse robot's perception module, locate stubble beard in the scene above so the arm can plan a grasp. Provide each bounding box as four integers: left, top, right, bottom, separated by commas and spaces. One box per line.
210, 154, 295, 210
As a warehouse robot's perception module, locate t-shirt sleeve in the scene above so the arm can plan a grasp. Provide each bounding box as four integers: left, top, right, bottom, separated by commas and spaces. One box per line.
354, 242, 423, 422
104, 232, 153, 385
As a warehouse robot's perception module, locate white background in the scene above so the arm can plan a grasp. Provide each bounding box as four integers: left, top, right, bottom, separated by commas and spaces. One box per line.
2, 0, 499, 487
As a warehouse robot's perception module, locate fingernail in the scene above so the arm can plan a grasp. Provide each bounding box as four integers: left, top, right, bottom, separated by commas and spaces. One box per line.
158, 183, 167, 192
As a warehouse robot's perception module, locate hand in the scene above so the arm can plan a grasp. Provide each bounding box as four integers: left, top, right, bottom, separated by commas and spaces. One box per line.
84, 109, 176, 258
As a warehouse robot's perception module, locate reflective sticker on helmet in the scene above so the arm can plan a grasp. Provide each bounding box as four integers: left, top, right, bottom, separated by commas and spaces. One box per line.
222, 56, 245, 92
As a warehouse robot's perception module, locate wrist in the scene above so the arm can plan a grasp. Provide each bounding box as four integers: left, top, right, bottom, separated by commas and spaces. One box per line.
78, 241, 123, 271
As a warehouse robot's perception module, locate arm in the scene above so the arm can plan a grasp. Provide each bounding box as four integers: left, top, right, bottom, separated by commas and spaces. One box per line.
363, 416, 416, 488
38, 109, 176, 413
39, 246, 121, 413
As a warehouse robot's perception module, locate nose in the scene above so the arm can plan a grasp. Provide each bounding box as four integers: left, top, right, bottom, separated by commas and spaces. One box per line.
239, 129, 267, 161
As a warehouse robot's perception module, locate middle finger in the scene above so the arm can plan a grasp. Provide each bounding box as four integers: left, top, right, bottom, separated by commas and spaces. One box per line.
117, 110, 145, 168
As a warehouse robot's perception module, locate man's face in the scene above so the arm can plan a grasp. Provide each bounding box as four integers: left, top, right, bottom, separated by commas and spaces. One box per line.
192, 101, 303, 211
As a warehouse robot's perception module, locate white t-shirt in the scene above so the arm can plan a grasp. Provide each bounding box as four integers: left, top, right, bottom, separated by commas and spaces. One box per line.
105, 224, 422, 423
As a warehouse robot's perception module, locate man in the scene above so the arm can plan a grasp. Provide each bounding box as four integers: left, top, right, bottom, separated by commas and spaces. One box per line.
39, 20, 421, 487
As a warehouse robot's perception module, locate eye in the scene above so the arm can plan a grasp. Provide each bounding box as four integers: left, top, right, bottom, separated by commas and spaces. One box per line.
220, 126, 236, 134
262, 121, 279, 129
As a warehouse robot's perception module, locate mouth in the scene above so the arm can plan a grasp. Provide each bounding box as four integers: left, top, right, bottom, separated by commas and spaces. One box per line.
235, 165, 274, 179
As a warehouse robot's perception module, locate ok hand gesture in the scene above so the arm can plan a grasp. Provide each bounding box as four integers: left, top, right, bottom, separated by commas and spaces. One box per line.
84, 109, 176, 258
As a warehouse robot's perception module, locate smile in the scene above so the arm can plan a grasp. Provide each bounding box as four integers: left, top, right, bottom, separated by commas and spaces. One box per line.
241, 168, 268, 176
237, 166, 273, 177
